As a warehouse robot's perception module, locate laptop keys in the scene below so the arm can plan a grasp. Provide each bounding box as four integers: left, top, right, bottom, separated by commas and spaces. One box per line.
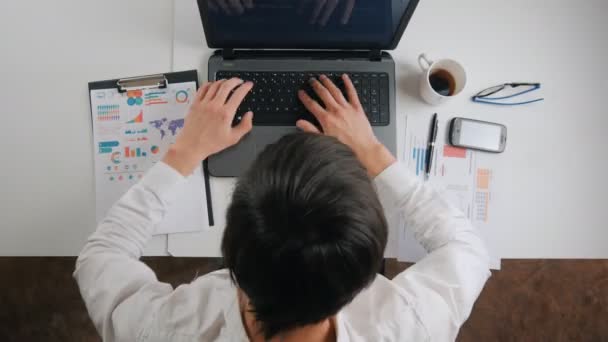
217, 71, 390, 126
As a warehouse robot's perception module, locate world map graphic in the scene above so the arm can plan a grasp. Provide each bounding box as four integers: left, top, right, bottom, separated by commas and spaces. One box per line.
149, 118, 185, 139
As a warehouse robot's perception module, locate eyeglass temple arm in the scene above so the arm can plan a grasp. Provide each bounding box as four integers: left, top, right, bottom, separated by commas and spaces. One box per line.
472, 97, 544, 105
473, 83, 542, 100
473, 84, 506, 98
508, 82, 541, 87
480, 84, 541, 101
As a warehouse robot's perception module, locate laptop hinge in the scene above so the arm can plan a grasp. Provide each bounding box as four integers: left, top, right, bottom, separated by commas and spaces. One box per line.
222, 48, 236, 60
369, 50, 382, 61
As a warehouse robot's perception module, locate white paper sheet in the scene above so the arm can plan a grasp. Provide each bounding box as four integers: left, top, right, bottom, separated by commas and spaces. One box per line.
400, 114, 501, 270
90, 81, 208, 235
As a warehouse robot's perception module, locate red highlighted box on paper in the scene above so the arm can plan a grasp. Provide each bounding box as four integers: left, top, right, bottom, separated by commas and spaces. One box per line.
443, 145, 467, 158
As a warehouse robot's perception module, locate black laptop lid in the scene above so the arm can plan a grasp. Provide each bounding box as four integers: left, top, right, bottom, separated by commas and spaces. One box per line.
198, 0, 419, 50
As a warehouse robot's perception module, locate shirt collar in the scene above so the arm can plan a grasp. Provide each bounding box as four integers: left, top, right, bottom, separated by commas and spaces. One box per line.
224, 288, 349, 342
223, 287, 250, 341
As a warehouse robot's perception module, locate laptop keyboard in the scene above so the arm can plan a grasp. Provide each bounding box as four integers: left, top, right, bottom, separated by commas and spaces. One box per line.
215, 71, 390, 127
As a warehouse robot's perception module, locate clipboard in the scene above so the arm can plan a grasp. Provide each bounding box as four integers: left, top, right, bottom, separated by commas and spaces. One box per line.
88, 70, 215, 227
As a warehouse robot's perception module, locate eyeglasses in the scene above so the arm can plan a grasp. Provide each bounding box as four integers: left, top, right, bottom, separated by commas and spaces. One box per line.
472, 83, 544, 105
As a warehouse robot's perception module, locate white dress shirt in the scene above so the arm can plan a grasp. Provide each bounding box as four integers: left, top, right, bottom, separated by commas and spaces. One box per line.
74, 161, 491, 342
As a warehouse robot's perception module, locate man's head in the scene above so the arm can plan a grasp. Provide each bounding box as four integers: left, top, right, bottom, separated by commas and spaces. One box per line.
222, 133, 388, 339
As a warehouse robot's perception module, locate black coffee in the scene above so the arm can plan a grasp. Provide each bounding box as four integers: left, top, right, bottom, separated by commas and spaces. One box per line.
429, 69, 456, 96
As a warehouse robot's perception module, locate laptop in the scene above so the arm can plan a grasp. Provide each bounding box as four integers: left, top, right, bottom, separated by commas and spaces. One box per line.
197, 0, 420, 177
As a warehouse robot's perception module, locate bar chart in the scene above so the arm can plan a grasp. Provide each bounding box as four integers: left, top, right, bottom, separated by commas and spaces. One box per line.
412, 146, 427, 176
124, 146, 147, 158
145, 91, 168, 106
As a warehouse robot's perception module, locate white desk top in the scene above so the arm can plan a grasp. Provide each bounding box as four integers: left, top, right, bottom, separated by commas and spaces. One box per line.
0, 0, 173, 256
1, 0, 607, 257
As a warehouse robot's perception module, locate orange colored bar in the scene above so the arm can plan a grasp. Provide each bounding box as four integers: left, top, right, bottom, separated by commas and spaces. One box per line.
443, 145, 467, 158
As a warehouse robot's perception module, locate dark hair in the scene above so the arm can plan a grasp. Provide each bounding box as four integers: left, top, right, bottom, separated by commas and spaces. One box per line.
221, 133, 387, 339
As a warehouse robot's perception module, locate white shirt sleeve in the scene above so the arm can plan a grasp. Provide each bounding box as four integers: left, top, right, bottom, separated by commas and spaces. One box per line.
374, 163, 491, 341
73, 162, 185, 342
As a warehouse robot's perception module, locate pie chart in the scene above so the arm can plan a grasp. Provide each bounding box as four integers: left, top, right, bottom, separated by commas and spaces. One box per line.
176, 90, 189, 103
151, 145, 160, 154
111, 152, 121, 164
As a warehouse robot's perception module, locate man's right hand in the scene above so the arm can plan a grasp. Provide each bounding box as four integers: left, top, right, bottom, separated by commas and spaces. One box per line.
163, 78, 254, 176
297, 74, 396, 177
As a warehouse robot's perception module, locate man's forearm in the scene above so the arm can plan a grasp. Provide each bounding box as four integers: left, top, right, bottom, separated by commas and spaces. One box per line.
374, 162, 490, 339
74, 162, 185, 340
373, 162, 489, 256
358, 142, 396, 178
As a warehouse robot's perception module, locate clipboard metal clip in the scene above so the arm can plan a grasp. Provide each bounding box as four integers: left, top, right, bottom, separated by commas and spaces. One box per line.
116, 74, 168, 93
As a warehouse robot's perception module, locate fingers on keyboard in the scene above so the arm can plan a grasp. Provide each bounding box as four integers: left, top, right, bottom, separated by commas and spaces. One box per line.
217, 71, 389, 126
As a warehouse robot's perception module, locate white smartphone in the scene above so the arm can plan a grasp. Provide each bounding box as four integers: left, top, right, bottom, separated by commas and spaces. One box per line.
449, 117, 507, 153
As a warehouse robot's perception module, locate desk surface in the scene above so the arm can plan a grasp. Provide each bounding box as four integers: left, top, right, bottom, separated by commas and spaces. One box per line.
1, 257, 606, 341
1, 0, 607, 257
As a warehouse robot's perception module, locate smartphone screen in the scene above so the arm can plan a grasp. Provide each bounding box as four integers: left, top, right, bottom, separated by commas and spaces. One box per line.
457, 119, 505, 151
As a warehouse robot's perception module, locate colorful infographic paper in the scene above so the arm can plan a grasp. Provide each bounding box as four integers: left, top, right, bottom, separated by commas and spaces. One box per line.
90, 82, 208, 235
399, 114, 501, 269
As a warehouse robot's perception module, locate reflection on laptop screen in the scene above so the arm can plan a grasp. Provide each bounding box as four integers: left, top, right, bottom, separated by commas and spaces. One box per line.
201, 0, 414, 49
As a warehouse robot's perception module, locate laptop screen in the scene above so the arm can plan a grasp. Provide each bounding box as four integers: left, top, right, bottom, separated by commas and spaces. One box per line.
198, 0, 418, 50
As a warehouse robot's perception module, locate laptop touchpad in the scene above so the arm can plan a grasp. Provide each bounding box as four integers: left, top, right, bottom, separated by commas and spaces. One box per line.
253, 127, 298, 155
208, 126, 298, 177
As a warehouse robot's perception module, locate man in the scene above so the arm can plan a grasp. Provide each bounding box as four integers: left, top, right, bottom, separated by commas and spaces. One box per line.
75, 74, 491, 341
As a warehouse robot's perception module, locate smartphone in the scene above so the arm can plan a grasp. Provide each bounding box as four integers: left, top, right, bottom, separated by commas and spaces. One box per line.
449, 118, 507, 153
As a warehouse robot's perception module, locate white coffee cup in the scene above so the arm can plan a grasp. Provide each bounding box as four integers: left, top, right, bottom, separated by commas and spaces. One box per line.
418, 53, 467, 105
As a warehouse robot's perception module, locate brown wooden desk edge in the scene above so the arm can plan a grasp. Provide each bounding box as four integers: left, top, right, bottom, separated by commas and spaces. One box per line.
0, 258, 606, 342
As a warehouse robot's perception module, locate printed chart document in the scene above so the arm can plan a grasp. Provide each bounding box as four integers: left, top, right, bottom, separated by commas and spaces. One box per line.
90, 82, 208, 235
400, 114, 501, 269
